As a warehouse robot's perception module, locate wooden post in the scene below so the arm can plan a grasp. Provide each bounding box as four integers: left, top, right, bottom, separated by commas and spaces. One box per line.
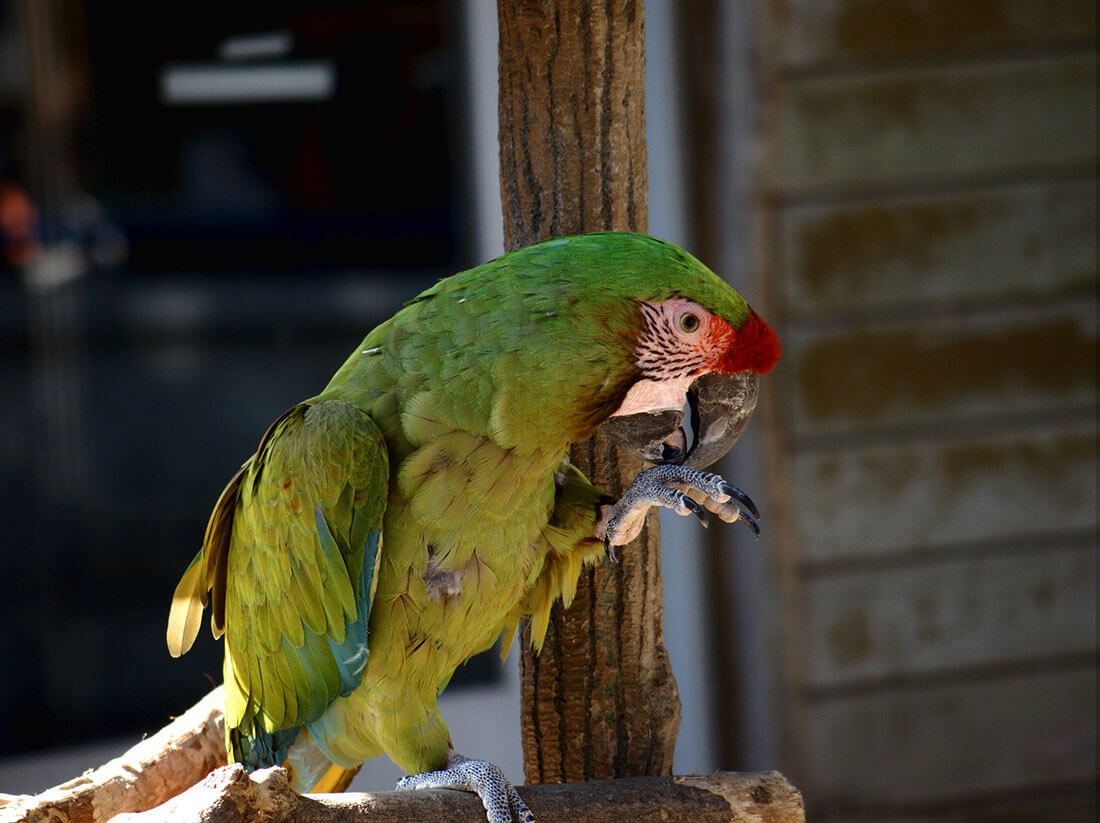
497, 0, 683, 783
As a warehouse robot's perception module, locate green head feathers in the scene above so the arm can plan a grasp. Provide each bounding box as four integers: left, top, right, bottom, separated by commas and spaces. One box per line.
448, 232, 755, 330
324, 231, 779, 451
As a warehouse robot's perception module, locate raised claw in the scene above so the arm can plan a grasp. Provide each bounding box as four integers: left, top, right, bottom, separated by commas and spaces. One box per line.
740, 510, 761, 539
597, 464, 762, 547
604, 538, 619, 564
681, 494, 709, 528
719, 481, 760, 521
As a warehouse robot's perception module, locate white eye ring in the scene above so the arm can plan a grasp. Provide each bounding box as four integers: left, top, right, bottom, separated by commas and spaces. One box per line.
678, 312, 701, 333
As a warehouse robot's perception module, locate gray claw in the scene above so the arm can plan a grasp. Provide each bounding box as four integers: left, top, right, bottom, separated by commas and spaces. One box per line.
719, 482, 760, 520
740, 511, 761, 539
397, 754, 534, 823
599, 464, 764, 548
682, 495, 709, 528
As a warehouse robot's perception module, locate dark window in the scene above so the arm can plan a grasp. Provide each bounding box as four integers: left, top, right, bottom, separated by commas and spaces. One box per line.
0, 1, 499, 761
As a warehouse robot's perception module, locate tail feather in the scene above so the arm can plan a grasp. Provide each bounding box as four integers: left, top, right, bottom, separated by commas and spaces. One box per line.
283, 727, 362, 793
229, 720, 300, 772
306, 763, 361, 793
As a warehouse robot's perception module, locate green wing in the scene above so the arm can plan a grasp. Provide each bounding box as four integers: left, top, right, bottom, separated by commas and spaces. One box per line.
167, 398, 388, 764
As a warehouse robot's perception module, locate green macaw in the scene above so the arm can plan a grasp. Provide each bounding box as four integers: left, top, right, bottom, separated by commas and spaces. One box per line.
166, 232, 780, 823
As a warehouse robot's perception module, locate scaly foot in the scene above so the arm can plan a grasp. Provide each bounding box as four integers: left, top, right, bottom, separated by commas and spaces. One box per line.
597, 464, 760, 549
396, 751, 534, 823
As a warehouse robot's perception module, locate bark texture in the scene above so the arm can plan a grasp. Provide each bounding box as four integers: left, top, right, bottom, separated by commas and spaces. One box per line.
497, 0, 648, 246
108, 765, 804, 823
0, 687, 226, 823
498, 0, 683, 784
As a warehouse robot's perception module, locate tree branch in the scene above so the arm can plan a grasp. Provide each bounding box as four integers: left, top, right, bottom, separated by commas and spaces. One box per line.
2, 703, 805, 823
108, 764, 803, 823
0, 687, 226, 823
0, 692, 805, 823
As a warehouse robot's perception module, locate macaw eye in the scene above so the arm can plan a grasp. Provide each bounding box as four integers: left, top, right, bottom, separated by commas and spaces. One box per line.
678, 312, 701, 333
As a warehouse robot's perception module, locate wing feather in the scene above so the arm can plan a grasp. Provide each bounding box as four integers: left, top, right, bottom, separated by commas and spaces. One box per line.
167, 398, 388, 762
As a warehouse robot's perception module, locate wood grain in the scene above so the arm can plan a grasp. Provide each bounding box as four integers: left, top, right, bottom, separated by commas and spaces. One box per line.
0, 688, 226, 823
103, 766, 805, 823
497, 0, 684, 784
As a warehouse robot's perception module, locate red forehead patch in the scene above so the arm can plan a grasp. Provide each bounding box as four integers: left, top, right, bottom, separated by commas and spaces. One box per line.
715, 312, 781, 375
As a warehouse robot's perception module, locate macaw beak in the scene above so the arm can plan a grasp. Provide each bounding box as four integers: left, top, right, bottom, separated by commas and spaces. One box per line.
600, 371, 759, 469
600, 407, 686, 464
682, 371, 759, 468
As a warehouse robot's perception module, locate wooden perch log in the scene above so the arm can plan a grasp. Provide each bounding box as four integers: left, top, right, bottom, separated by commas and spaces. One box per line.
109, 764, 804, 823
0, 684, 804, 823
0, 687, 226, 823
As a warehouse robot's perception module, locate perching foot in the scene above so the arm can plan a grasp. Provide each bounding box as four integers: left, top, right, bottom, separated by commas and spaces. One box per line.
597, 463, 760, 547
396, 751, 534, 823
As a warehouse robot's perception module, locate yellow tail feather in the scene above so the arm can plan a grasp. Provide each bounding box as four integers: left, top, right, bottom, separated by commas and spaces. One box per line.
307, 762, 361, 793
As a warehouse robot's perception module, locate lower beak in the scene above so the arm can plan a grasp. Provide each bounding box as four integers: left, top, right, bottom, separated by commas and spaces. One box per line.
599, 407, 685, 464
599, 371, 759, 469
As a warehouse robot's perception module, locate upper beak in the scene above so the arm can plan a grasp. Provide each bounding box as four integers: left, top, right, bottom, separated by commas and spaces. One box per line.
599, 371, 759, 469
682, 371, 759, 468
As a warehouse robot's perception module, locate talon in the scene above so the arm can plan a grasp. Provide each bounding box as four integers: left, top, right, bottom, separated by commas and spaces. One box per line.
604, 538, 619, 563
741, 511, 761, 539
682, 495, 709, 528
397, 754, 533, 823
719, 482, 760, 520
601, 464, 762, 547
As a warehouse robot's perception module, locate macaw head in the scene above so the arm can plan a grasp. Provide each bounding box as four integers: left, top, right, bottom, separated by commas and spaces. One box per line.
523, 232, 781, 467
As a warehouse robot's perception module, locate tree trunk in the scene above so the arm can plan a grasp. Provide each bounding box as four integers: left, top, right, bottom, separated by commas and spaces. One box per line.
497, 0, 682, 783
